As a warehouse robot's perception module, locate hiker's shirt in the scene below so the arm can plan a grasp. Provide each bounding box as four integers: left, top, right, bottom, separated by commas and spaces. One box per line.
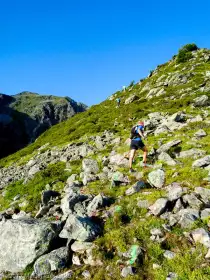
133, 125, 144, 141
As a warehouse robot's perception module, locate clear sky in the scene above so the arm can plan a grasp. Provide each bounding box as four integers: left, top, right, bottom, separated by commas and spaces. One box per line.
0, 0, 210, 106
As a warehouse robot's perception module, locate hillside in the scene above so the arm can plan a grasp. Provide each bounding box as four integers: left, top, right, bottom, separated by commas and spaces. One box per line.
0, 91, 87, 158
0, 45, 210, 279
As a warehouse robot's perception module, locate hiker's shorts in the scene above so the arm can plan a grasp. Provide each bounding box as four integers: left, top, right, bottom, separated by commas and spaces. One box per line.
130, 139, 145, 150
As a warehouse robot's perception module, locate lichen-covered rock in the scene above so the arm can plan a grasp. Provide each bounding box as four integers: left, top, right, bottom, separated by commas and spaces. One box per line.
0, 219, 61, 273
148, 169, 165, 188
192, 155, 210, 168
193, 95, 209, 107
157, 139, 182, 154
59, 214, 101, 241
82, 159, 99, 174
149, 198, 168, 216
32, 247, 69, 277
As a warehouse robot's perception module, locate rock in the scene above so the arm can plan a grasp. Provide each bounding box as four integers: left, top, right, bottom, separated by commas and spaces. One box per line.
121, 266, 134, 278
28, 165, 40, 176
166, 183, 184, 201
33, 247, 69, 277
66, 174, 78, 185
148, 169, 165, 188
71, 241, 93, 253
192, 155, 210, 168
154, 125, 170, 136
41, 190, 60, 205
125, 94, 139, 104
111, 171, 129, 186
177, 148, 206, 159
173, 199, 184, 213
52, 270, 73, 280
169, 111, 186, 122
195, 187, 210, 203
0, 218, 60, 273
137, 200, 149, 208
35, 205, 50, 218
83, 173, 98, 186
201, 208, 210, 220
83, 248, 103, 266
205, 249, 210, 259
61, 192, 88, 216
194, 129, 207, 138
150, 228, 164, 237
86, 194, 104, 216
72, 254, 81, 266
177, 208, 200, 228
149, 198, 168, 216
193, 95, 209, 107
153, 263, 161, 269
125, 181, 146, 195
157, 139, 182, 154
82, 159, 99, 174
59, 214, 101, 241
82, 270, 91, 278
166, 272, 177, 280
191, 228, 210, 247
164, 250, 176, 259
182, 193, 203, 209
158, 152, 177, 166
109, 154, 129, 167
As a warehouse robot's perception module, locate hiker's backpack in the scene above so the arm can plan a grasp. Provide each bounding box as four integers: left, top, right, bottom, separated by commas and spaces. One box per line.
130, 125, 138, 139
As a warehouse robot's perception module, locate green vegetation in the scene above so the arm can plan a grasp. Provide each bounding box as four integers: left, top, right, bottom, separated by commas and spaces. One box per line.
177, 43, 199, 63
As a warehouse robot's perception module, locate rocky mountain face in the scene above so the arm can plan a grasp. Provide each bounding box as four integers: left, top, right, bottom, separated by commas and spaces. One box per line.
0, 91, 87, 159
0, 45, 210, 279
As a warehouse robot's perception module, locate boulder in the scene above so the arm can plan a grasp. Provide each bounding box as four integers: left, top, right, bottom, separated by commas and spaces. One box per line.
158, 152, 177, 166
149, 198, 168, 216
193, 95, 209, 107
0, 219, 60, 273
121, 266, 134, 278
59, 214, 101, 241
177, 148, 206, 159
166, 183, 184, 201
157, 139, 182, 154
125, 181, 146, 195
42, 190, 60, 205
148, 169, 165, 188
194, 187, 210, 202
71, 241, 93, 253
191, 228, 210, 247
125, 94, 139, 104
164, 250, 176, 259
154, 125, 170, 136
177, 208, 200, 228
109, 154, 129, 167
86, 194, 104, 216
194, 129, 207, 138
52, 270, 73, 280
192, 155, 210, 168
201, 208, 210, 220
182, 193, 203, 209
33, 247, 69, 277
82, 159, 99, 174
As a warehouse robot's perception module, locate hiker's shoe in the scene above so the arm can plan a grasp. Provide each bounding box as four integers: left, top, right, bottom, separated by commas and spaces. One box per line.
141, 162, 152, 167
129, 168, 136, 173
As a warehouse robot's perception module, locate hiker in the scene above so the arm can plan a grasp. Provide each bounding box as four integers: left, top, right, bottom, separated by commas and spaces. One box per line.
116, 97, 121, 108
122, 85, 126, 92
129, 121, 147, 172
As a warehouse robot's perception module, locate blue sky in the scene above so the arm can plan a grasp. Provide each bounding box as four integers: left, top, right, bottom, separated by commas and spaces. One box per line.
0, 0, 210, 106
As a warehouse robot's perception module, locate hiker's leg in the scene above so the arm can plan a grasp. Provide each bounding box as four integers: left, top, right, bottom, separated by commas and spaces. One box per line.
143, 146, 148, 163
129, 149, 136, 169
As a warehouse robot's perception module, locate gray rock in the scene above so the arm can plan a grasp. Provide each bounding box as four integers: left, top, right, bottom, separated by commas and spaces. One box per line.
125, 94, 139, 104
205, 248, 210, 259
72, 254, 81, 266
201, 208, 210, 220
111, 171, 129, 186
33, 247, 69, 277
154, 125, 170, 136
148, 169, 165, 188
177, 148, 206, 159
166, 272, 177, 280
164, 250, 176, 259
121, 266, 134, 277
82, 248, 103, 266
82, 159, 99, 174
86, 194, 104, 216
182, 193, 203, 209
149, 198, 168, 216
150, 228, 164, 237
194, 129, 207, 138
193, 95, 209, 107
52, 270, 73, 280
191, 228, 210, 247
125, 181, 146, 195
71, 241, 93, 253
157, 139, 182, 154
192, 155, 210, 168
166, 183, 184, 201
169, 111, 186, 122
35, 205, 50, 218
82, 270, 91, 278
173, 199, 184, 213
177, 208, 200, 228
158, 152, 177, 166
28, 165, 40, 176
83, 173, 98, 186
109, 154, 129, 167
0, 218, 60, 273
195, 187, 210, 202
59, 214, 101, 241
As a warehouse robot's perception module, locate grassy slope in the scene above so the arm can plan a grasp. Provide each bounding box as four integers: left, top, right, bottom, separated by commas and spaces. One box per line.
1, 48, 210, 279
